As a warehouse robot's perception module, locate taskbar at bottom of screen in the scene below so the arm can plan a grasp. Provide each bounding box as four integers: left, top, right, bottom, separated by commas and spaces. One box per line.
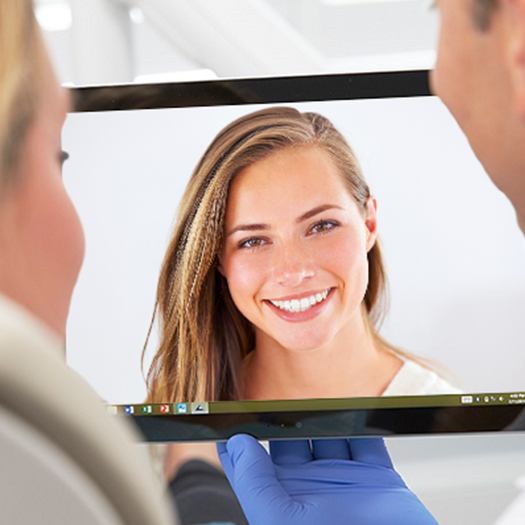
105, 391, 525, 417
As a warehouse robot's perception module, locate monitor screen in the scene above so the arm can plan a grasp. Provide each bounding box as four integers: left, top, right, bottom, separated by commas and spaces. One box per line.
63, 72, 525, 440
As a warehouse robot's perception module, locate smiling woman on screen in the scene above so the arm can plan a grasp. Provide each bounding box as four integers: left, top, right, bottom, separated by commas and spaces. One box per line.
144, 106, 459, 405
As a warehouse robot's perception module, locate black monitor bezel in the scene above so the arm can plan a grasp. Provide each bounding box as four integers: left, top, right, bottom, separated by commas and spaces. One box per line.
128, 405, 525, 442
72, 69, 430, 111
69, 70, 525, 441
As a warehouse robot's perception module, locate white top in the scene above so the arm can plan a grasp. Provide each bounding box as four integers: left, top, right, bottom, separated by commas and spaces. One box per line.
383, 359, 461, 396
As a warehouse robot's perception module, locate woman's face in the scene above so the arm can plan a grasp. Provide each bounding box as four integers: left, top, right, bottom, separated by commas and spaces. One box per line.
220, 145, 377, 352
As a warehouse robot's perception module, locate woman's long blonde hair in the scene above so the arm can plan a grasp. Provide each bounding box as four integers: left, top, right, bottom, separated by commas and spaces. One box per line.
145, 106, 403, 403
0, 0, 39, 189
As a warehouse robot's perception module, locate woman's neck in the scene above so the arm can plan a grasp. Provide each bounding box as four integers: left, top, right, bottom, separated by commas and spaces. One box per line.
242, 311, 402, 400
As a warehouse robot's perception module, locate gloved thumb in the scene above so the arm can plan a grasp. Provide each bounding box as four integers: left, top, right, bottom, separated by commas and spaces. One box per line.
218, 434, 294, 521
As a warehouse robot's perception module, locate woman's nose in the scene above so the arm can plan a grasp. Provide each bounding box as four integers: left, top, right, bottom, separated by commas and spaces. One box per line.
271, 245, 316, 288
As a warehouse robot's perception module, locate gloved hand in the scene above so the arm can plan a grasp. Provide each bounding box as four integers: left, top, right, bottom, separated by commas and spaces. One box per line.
218, 435, 438, 525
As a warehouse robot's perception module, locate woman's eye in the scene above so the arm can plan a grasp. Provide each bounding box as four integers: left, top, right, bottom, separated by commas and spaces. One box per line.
238, 237, 267, 250
308, 220, 339, 235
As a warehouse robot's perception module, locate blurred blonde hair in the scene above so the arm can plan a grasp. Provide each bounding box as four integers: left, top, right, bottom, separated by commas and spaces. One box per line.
0, 0, 39, 186
144, 106, 418, 404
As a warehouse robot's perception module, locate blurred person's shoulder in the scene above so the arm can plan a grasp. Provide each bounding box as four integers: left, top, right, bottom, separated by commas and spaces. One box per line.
0, 293, 62, 361
0, 291, 148, 465
0, 293, 176, 525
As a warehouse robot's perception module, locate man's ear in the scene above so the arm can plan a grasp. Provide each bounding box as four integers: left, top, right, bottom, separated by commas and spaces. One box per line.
364, 197, 378, 252
505, 0, 525, 117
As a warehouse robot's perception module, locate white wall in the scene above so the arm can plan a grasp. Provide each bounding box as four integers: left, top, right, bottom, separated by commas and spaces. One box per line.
63, 95, 525, 404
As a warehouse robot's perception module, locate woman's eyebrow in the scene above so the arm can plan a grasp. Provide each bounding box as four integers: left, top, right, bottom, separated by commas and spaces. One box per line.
296, 204, 343, 223
227, 204, 344, 237
227, 222, 270, 237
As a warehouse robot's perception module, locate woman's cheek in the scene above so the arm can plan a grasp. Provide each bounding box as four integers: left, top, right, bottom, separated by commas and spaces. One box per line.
317, 229, 370, 308
313, 229, 363, 276
225, 251, 271, 311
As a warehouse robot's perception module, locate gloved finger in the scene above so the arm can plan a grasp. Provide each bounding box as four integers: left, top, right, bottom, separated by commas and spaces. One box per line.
217, 441, 233, 483
312, 439, 351, 460
270, 439, 313, 465
347, 437, 394, 468
224, 435, 293, 518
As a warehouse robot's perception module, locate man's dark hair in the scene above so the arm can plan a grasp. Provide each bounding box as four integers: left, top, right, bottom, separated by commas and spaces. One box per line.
472, 0, 498, 31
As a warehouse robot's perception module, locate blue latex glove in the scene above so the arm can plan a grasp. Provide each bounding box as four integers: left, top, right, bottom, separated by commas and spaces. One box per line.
218, 435, 438, 525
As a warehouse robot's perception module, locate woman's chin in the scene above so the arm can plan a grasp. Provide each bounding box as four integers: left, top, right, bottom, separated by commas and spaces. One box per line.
274, 334, 332, 353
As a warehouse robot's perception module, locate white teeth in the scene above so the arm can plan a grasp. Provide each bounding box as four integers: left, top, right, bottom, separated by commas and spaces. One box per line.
269, 289, 330, 313
300, 298, 309, 309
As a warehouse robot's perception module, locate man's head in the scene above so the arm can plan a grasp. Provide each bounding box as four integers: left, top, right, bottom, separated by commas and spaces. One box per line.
432, 0, 525, 232
0, 0, 84, 337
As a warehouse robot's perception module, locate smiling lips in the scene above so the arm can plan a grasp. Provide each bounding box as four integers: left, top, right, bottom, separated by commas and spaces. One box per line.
269, 288, 330, 313
264, 287, 334, 322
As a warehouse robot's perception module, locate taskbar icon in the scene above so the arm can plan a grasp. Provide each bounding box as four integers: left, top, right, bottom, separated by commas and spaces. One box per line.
108, 401, 212, 415
190, 402, 209, 415
175, 402, 189, 414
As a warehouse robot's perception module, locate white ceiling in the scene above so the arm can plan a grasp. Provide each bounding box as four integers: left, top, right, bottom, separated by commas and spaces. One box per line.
35, 0, 438, 85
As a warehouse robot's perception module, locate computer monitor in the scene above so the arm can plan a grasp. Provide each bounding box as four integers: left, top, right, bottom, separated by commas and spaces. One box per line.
63, 71, 525, 441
